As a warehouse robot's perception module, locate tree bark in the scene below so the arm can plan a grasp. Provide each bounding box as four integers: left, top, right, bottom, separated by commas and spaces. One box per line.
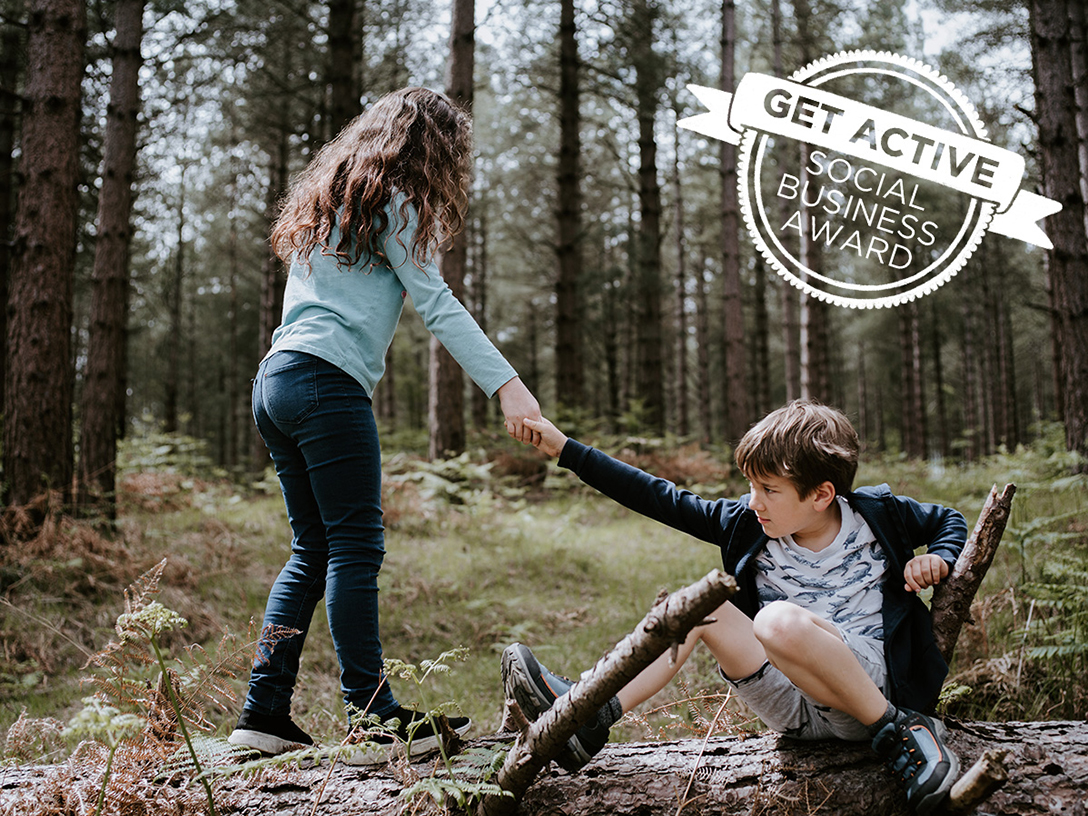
326, 0, 360, 140
898, 301, 926, 458
792, 0, 831, 409
555, 0, 584, 411
1030, 0, 1088, 463
694, 251, 713, 443
1069, 0, 1088, 238
3, 0, 85, 508
77, 0, 146, 516
0, 3, 23, 419
471, 212, 490, 429
5, 720, 1082, 815
771, 0, 800, 403
631, 0, 665, 436
162, 172, 185, 435
719, 0, 747, 446
672, 110, 689, 438
428, 0, 473, 460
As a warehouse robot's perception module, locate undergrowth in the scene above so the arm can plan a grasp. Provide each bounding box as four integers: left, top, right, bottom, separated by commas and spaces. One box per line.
2, 562, 506, 815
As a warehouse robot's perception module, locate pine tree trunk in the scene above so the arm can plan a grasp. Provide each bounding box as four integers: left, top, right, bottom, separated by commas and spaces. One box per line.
790, 0, 831, 408
555, 0, 584, 410
962, 267, 980, 461
1030, 0, 1088, 464
326, 0, 360, 140
77, 0, 145, 515
771, 0, 800, 402
695, 251, 713, 443
0, 7, 22, 419
3, 0, 85, 508
672, 112, 690, 438
632, 0, 665, 435
428, 0, 473, 460
469, 215, 488, 429
1069, 0, 1088, 237
898, 302, 926, 458
931, 301, 950, 459
857, 342, 869, 446
718, 0, 746, 444
251, 142, 289, 471
163, 176, 185, 435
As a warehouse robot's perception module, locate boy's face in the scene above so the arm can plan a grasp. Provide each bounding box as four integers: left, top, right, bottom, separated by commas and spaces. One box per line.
746, 472, 837, 545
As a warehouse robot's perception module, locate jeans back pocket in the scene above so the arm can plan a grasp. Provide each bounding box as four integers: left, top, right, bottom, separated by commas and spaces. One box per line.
260, 352, 320, 425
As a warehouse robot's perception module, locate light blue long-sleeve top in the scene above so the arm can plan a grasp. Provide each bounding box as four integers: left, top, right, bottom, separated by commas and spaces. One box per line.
266, 197, 517, 399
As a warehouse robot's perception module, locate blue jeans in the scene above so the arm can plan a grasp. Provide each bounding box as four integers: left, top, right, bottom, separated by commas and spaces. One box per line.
246, 350, 399, 719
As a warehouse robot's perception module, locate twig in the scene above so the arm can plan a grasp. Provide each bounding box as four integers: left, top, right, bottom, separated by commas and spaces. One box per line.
675, 697, 730, 816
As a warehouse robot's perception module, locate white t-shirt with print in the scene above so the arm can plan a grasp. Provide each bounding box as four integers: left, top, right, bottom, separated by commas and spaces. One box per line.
754, 496, 887, 640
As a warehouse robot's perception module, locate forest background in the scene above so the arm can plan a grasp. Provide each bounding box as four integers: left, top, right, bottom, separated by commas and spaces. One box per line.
0, 0, 1087, 802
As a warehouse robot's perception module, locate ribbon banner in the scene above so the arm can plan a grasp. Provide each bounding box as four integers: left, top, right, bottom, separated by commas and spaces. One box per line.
680, 72, 1061, 251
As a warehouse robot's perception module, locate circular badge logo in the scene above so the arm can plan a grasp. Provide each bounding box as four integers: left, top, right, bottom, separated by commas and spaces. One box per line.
679, 50, 1060, 309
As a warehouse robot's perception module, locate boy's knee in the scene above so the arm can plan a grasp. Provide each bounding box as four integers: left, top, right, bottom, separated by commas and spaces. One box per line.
752, 601, 811, 649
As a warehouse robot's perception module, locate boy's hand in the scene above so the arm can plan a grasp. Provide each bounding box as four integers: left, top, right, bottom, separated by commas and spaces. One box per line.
523, 417, 568, 458
903, 554, 950, 593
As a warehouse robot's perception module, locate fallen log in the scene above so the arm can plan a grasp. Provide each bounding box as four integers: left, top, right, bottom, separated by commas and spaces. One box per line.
3, 720, 1084, 815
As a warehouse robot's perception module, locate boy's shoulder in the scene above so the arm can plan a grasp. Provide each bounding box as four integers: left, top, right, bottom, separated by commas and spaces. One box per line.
848, 483, 895, 502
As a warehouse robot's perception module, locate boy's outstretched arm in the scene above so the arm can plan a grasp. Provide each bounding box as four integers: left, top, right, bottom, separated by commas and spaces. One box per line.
523, 417, 568, 458
903, 553, 949, 593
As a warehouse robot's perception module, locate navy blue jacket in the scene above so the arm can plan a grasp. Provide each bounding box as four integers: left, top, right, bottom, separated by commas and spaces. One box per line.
559, 440, 967, 712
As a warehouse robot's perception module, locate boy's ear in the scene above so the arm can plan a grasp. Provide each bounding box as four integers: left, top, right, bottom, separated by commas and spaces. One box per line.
812, 481, 837, 511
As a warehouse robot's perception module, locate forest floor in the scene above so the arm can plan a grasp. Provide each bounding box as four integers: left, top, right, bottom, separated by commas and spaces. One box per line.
1, 424, 1086, 767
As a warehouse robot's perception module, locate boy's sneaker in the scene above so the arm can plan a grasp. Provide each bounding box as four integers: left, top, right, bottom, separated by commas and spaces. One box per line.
228, 709, 314, 755
501, 642, 611, 771
342, 706, 471, 766
871, 709, 960, 815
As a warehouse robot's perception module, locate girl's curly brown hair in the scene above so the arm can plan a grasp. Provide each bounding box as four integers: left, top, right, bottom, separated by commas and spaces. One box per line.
270, 87, 472, 272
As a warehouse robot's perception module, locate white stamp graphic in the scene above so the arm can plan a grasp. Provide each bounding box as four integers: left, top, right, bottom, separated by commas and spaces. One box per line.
679, 50, 1062, 309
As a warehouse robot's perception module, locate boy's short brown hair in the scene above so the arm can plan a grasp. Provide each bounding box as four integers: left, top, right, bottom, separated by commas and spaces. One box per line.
734, 400, 859, 499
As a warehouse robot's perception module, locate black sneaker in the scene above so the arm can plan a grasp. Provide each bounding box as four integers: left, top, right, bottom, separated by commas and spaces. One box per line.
343, 706, 471, 766
501, 642, 611, 771
228, 709, 314, 755
871, 709, 960, 815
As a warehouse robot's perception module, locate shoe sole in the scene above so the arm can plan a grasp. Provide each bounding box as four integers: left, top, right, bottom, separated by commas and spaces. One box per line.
228, 728, 312, 756
502, 644, 557, 722
501, 644, 593, 768
340, 719, 472, 766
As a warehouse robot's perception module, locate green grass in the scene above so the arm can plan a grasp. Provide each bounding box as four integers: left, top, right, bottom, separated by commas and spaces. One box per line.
2, 429, 1086, 762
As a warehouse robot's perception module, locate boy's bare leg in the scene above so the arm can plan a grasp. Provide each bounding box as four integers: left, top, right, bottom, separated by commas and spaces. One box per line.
752, 601, 888, 725
617, 601, 767, 712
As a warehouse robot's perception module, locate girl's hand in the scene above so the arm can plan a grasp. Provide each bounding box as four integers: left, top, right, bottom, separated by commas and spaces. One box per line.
497, 377, 542, 444
523, 417, 568, 458
904, 554, 950, 593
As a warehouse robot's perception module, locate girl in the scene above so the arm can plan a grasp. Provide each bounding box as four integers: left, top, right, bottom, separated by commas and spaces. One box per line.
229, 87, 540, 764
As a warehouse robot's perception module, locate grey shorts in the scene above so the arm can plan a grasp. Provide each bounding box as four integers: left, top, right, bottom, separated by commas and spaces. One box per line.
720, 629, 889, 741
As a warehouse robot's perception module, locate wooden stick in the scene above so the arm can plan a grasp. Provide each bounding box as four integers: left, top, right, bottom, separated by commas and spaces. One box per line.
479, 569, 738, 816
931, 483, 1016, 665
947, 749, 1009, 813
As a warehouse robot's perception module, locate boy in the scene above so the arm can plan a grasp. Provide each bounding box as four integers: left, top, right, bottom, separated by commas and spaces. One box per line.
504, 400, 965, 815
